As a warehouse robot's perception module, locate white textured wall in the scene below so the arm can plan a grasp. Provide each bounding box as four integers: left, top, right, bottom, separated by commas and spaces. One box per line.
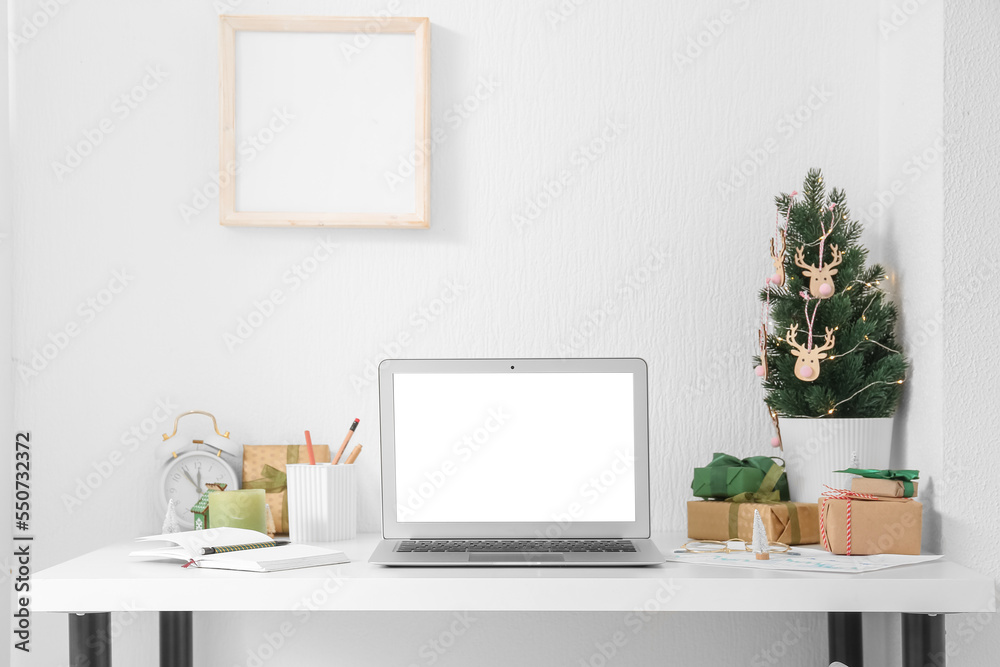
943, 0, 1000, 664
11, 0, 980, 665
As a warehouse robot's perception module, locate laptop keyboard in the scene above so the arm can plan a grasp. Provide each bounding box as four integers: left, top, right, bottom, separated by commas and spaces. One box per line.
396, 539, 637, 553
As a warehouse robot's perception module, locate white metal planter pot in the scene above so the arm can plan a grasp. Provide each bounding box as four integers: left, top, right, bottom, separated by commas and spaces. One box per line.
780, 417, 894, 502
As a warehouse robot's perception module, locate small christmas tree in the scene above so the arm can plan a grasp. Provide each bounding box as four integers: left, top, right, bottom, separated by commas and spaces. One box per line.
755, 170, 907, 420
162, 499, 181, 534
751, 509, 770, 560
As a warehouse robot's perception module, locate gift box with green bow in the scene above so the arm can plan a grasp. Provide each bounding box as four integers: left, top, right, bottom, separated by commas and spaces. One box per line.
691, 453, 790, 501
687, 500, 819, 545
836, 468, 919, 499
242, 444, 331, 534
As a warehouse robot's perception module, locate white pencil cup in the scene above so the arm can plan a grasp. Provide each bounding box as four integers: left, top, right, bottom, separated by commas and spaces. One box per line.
286, 463, 357, 542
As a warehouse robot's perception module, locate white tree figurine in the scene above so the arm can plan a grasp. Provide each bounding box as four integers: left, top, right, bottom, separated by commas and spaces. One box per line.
752, 509, 770, 560
162, 499, 181, 534
265, 503, 276, 539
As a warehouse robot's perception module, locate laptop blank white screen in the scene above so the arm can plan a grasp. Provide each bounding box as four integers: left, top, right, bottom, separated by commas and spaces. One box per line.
392, 372, 636, 523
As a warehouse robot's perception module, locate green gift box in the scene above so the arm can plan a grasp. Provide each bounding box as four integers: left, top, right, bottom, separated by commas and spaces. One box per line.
691, 453, 790, 501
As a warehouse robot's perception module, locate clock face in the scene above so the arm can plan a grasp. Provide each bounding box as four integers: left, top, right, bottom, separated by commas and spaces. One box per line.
160, 452, 240, 530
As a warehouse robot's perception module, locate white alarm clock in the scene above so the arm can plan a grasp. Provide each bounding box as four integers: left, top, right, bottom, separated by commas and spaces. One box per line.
159, 411, 241, 530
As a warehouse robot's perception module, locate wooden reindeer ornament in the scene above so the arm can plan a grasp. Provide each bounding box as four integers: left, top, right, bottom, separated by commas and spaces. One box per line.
755, 323, 769, 378
768, 405, 782, 449
786, 323, 835, 382
768, 228, 787, 287
794, 244, 842, 299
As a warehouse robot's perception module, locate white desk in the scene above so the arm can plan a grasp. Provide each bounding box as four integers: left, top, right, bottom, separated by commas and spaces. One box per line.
33, 532, 996, 667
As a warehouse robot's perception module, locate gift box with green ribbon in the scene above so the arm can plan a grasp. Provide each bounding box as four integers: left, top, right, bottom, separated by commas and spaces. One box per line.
242, 444, 331, 535
687, 500, 819, 545
691, 453, 790, 501
835, 468, 919, 499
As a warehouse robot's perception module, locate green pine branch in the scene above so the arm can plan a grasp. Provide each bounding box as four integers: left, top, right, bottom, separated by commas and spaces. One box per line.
757, 169, 908, 418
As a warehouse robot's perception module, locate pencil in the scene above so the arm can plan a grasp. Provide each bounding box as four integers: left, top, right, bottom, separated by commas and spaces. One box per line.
201, 541, 289, 555
345, 444, 363, 464
333, 418, 360, 464
304, 430, 316, 465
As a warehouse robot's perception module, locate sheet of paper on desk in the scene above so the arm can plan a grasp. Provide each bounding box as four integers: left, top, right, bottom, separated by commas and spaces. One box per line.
665, 545, 942, 574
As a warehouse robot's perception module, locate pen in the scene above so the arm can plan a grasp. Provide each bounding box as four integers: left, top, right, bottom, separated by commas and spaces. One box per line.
200, 541, 289, 555
345, 443, 363, 464
333, 418, 360, 464
304, 429, 316, 465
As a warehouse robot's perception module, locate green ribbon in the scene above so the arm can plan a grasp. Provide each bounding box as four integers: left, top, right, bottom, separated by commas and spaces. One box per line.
835, 468, 919, 497
243, 447, 300, 532
725, 499, 801, 545
717, 455, 799, 543
695, 453, 789, 500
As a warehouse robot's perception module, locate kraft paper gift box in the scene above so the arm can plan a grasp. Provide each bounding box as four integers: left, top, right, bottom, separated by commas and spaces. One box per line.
851, 478, 919, 499
836, 467, 920, 499
819, 492, 923, 556
691, 453, 790, 500
242, 444, 330, 535
687, 500, 819, 545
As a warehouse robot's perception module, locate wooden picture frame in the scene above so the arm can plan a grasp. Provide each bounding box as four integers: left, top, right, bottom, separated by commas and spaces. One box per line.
219, 15, 430, 228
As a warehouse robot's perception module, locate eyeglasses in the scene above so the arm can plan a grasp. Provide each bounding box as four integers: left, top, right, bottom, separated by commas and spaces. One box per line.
681, 539, 791, 554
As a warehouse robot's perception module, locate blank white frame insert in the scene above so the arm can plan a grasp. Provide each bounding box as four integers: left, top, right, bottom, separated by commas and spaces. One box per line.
219, 15, 430, 228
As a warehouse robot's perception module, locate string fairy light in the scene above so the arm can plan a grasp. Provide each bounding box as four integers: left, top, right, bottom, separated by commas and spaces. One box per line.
801, 378, 906, 419
761, 178, 905, 425
827, 337, 902, 361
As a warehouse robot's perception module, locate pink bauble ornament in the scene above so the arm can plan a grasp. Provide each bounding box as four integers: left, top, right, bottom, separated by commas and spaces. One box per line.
770, 437, 781, 448
754, 365, 765, 377
799, 365, 813, 378
770, 273, 781, 285
819, 283, 833, 297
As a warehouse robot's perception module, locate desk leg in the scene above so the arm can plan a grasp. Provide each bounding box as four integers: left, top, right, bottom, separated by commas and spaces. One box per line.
902, 613, 945, 667
828, 612, 864, 666
159, 611, 193, 667
69, 612, 112, 667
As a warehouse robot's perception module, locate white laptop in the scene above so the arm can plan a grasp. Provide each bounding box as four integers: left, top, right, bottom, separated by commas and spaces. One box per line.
369, 358, 665, 566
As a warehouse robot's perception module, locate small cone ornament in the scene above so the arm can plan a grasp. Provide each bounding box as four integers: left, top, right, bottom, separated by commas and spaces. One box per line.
752, 509, 770, 560
162, 499, 180, 534
265, 503, 276, 539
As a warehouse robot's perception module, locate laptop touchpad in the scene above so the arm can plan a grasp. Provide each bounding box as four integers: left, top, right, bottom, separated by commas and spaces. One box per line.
469, 553, 565, 563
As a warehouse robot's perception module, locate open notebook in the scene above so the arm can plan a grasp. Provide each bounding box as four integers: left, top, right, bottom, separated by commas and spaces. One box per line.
130, 528, 349, 572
